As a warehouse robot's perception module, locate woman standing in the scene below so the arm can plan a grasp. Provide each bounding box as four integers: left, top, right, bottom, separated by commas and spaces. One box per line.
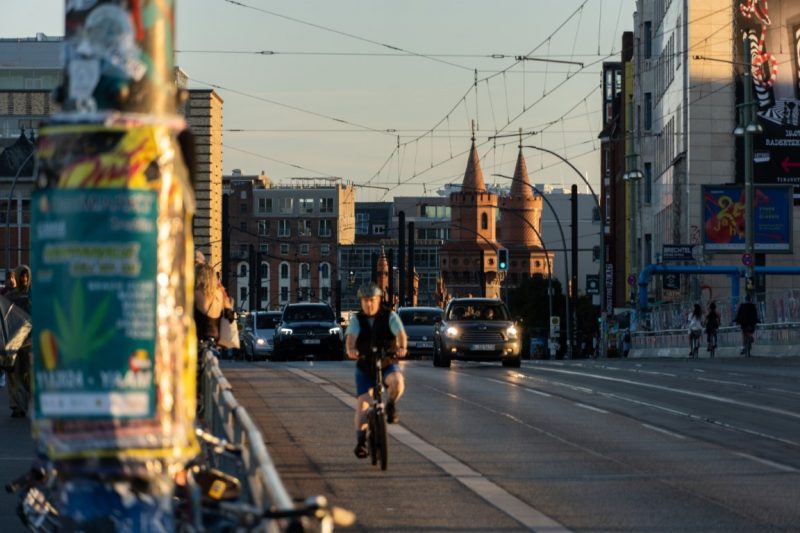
194, 263, 225, 343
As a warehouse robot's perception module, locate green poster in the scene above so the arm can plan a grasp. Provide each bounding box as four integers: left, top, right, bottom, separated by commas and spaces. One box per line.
31, 189, 158, 419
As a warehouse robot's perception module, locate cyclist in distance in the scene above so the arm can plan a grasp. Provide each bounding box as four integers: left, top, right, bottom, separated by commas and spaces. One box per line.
687, 303, 703, 357
345, 283, 407, 459
705, 302, 720, 354
734, 294, 758, 355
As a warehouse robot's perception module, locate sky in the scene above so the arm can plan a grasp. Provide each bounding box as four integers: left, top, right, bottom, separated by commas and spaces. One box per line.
1, 0, 635, 201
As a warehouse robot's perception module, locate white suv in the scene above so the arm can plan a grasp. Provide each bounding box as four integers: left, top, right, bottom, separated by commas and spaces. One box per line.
241, 311, 282, 361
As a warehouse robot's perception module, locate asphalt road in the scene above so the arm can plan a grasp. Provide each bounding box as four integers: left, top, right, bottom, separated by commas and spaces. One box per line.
222, 356, 800, 533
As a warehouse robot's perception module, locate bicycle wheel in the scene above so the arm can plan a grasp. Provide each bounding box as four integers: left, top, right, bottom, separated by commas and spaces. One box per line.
367, 411, 378, 466
374, 410, 389, 471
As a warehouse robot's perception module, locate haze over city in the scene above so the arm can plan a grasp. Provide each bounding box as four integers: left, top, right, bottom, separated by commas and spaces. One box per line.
1, 0, 634, 200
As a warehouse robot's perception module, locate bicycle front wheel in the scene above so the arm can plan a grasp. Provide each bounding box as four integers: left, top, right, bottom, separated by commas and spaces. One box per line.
374, 411, 389, 471
367, 411, 378, 467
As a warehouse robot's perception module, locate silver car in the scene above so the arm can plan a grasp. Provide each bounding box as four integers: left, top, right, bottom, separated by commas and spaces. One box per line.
397, 307, 443, 359
241, 311, 282, 361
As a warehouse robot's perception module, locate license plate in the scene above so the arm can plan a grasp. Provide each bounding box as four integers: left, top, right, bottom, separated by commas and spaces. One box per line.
471, 344, 495, 351
416, 342, 433, 348
302, 339, 320, 345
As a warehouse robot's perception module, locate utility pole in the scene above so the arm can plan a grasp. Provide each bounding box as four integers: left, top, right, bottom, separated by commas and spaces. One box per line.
570, 185, 578, 358
30, 2, 195, 529
742, 33, 757, 299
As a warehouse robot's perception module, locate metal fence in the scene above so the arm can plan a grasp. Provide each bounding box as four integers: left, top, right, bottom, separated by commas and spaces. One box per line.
199, 349, 295, 532
641, 289, 800, 331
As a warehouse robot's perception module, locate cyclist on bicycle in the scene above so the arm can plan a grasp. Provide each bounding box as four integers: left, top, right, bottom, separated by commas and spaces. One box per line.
705, 302, 719, 355
734, 295, 758, 355
687, 303, 703, 357
345, 283, 407, 459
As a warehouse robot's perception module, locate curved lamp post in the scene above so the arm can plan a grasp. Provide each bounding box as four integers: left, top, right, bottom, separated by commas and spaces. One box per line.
4, 151, 36, 275
493, 173, 571, 359
520, 145, 604, 358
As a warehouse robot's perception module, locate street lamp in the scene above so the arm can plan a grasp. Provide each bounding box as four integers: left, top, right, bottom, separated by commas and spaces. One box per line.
4, 150, 36, 275
520, 145, 603, 357
493, 173, 571, 358
735, 32, 761, 299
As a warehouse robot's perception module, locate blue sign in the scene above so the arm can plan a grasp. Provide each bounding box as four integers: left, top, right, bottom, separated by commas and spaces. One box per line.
702, 185, 792, 252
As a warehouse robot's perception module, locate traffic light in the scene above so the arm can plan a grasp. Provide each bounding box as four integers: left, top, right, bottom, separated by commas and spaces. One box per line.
497, 248, 508, 271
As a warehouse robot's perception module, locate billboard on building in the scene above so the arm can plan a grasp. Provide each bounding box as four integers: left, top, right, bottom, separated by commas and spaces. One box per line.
734, 0, 800, 199
702, 185, 792, 252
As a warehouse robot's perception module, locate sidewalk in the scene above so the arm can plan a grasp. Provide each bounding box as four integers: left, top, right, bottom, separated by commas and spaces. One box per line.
0, 380, 34, 533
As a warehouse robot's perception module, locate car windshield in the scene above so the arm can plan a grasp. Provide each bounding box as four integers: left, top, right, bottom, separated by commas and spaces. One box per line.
256, 314, 279, 329
448, 303, 508, 321
284, 305, 335, 322
398, 309, 442, 326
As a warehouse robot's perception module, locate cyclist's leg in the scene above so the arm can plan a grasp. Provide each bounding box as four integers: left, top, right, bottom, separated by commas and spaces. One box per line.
383, 364, 404, 423
353, 367, 374, 458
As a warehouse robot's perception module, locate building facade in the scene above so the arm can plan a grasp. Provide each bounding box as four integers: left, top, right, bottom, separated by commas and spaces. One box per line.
224, 178, 355, 312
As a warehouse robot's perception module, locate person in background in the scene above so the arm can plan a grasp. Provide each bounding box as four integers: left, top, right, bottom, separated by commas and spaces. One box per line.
6, 265, 31, 417
734, 295, 758, 355
194, 263, 225, 344
0, 270, 16, 296
704, 302, 720, 355
687, 303, 703, 357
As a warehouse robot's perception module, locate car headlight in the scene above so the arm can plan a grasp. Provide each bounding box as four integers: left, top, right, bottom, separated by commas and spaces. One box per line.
279, 327, 293, 336
256, 338, 266, 345
329, 326, 342, 338
445, 326, 460, 339
506, 325, 518, 340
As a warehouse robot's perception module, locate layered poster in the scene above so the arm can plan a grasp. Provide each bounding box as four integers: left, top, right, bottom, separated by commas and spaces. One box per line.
31, 189, 157, 419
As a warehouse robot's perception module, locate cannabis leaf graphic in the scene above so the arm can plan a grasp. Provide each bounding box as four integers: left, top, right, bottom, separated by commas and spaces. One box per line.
53, 282, 116, 366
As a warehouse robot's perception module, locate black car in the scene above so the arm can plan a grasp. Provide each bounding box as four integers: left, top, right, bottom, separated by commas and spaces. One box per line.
273, 303, 344, 361
433, 297, 521, 368
397, 306, 443, 359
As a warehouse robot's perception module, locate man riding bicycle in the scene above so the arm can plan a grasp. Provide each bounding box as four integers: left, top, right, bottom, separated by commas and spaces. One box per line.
345, 283, 407, 459
734, 295, 758, 355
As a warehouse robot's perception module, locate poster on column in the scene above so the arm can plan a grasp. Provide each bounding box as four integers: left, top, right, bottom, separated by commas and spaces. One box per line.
31, 189, 157, 420
734, 0, 800, 201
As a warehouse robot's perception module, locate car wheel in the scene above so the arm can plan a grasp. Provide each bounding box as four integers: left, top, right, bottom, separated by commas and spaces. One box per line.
440, 350, 451, 368
432, 342, 440, 367
502, 356, 521, 368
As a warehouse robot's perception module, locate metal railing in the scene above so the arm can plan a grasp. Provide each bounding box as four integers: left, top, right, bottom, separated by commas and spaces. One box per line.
199, 348, 296, 532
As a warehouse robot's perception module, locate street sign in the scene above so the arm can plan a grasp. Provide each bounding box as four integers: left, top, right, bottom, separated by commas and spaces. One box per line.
662, 244, 696, 262
586, 275, 599, 295
742, 252, 753, 267
549, 316, 560, 337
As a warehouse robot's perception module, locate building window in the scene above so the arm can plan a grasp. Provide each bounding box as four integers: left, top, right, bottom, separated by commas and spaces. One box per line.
280, 263, 289, 279
320, 263, 330, 279
300, 244, 309, 255
238, 244, 247, 257
372, 224, 385, 235
299, 198, 315, 214
319, 220, 332, 237
644, 20, 652, 59
644, 162, 652, 204
298, 219, 312, 236
259, 242, 269, 253
260, 262, 269, 278
280, 286, 288, 302
356, 213, 369, 235
321, 244, 330, 256
239, 264, 247, 277
481, 213, 488, 230
300, 263, 310, 280
240, 287, 247, 303
258, 220, 269, 236
240, 203, 247, 213
278, 219, 290, 237
320, 197, 334, 213
280, 243, 289, 255
258, 197, 272, 213
644, 92, 652, 130
279, 197, 293, 214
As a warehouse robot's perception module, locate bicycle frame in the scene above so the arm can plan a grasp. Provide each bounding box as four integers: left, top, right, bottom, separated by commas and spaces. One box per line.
366, 355, 389, 471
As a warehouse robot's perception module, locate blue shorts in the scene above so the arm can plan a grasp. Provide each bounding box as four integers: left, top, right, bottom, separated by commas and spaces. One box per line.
355, 364, 402, 396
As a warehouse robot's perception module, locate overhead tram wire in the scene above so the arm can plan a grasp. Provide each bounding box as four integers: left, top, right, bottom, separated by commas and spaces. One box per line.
222, 0, 474, 72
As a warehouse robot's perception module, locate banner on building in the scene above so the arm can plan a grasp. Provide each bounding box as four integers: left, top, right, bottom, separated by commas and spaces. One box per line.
702, 185, 792, 252
734, 0, 800, 201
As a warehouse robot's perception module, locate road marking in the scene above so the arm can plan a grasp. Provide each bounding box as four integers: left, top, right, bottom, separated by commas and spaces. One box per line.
696, 377, 750, 387
532, 366, 800, 420
641, 423, 686, 440
733, 452, 798, 473
525, 389, 553, 398
288, 368, 572, 532
574, 403, 608, 414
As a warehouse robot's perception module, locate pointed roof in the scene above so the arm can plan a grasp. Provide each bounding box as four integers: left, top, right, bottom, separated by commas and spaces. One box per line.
510, 146, 534, 198
462, 139, 486, 193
